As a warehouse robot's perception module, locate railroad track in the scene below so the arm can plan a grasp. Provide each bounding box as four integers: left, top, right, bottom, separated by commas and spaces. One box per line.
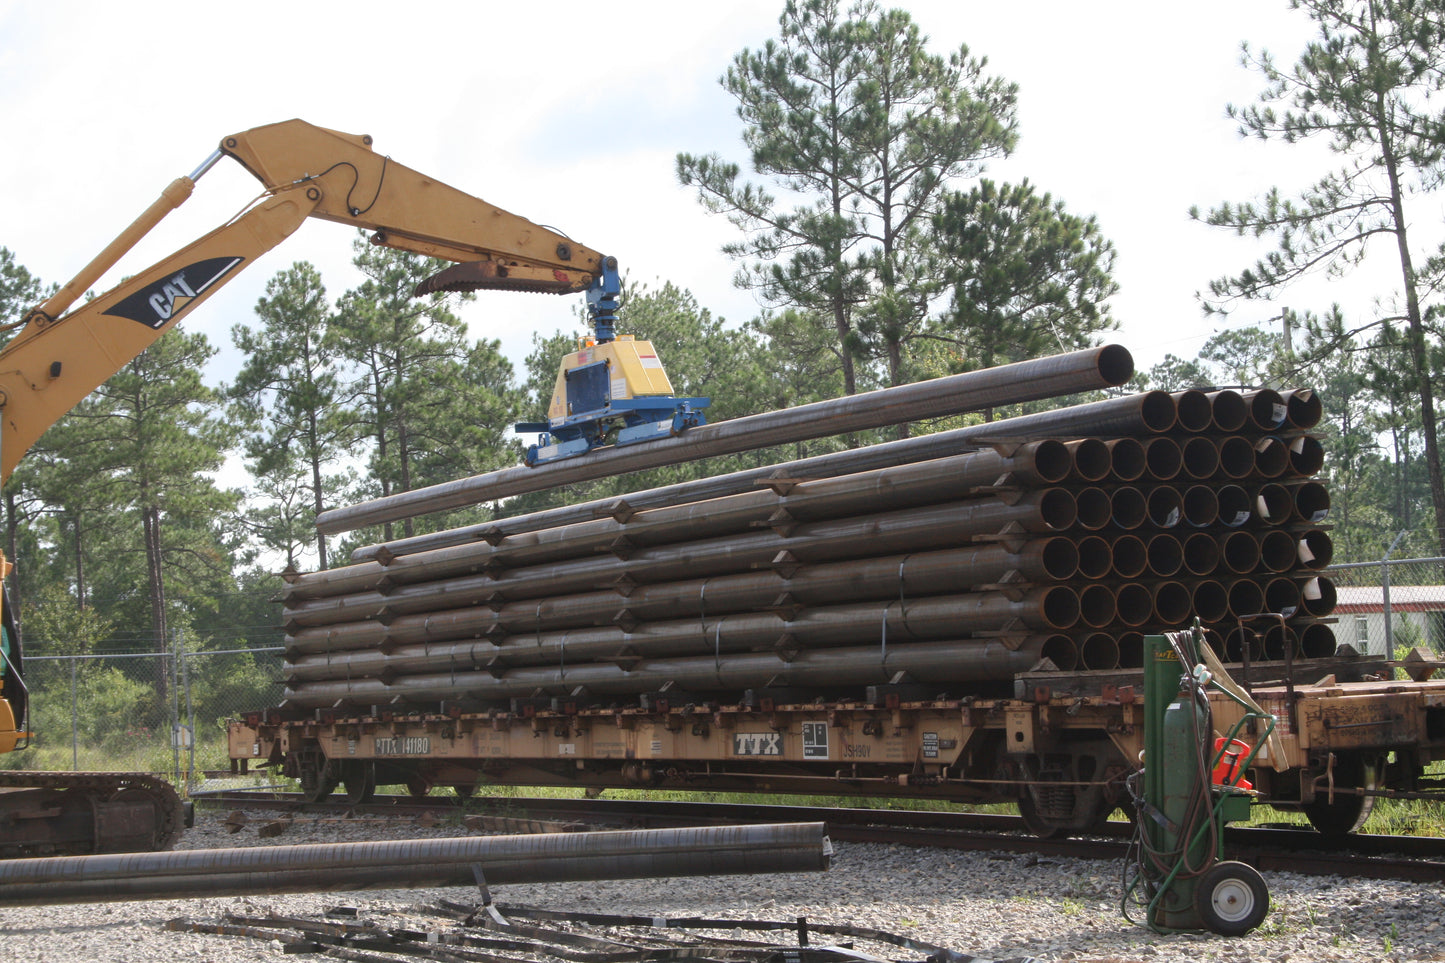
192, 790, 1445, 883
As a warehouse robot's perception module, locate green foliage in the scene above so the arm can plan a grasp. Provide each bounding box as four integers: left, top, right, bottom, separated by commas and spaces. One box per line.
19, 583, 113, 657
0, 246, 52, 350
332, 238, 523, 543
228, 261, 355, 571
678, 0, 1021, 392
932, 178, 1118, 373
1194, 0, 1445, 557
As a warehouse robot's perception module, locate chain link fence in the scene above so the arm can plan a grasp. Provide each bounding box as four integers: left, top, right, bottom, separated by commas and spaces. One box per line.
7, 645, 283, 788
1329, 555, 1445, 657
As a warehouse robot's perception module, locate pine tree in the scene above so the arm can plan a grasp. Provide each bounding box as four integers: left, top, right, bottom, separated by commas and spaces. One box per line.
1195, 0, 1445, 556
933, 179, 1118, 381
678, 0, 1017, 394
229, 262, 353, 570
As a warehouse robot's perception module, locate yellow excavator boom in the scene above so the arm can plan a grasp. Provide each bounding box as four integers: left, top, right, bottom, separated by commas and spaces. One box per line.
0, 118, 605, 485
0, 119, 611, 857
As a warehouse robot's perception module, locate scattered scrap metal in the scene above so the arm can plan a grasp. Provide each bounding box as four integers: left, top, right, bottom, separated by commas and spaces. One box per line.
166, 901, 1038, 963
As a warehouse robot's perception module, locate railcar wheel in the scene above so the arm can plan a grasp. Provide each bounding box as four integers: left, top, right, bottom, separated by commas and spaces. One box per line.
342, 762, 376, 805
300, 760, 338, 803
1017, 792, 1071, 839
1195, 861, 1269, 936
1304, 755, 1378, 838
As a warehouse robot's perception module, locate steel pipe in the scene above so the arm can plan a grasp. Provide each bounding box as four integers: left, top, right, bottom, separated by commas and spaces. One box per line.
1227, 579, 1266, 618
286, 540, 1081, 655
338, 387, 1176, 560
1242, 388, 1288, 430
1145, 486, 1182, 529
1075, 486, 1112, 531
317, 346, 1135, 534
1299, 576, 1336, 617
284, 587, 1083, 683
280, 636, 1079, 708
352, 438, 1085, 564
1142, 437, 1183, 481
1291, 479, 1331, 522
1109, 486, 1146, 530
1069, 438, 1112, 482
1152, 581, 1192, 625
1172, 390, 1213, 432
1257, 530, 1298, 573
1281, 388, 1323, 430
284, 492, 1079, 629
1288, 436, 1325, 476
1078, 632, 1120, 670
1207, 390, 1248, 433
1215, 436, 1256, 480
1117, 631, 1145, 668
1114, 583, 1153, 627
1223, 626, 1263, 663
1078, 583, 1118, 628
1263, 577, 1302, 615
1076, 535, 1114, 578
298, 444, 1078, 601
1143, 533, 1183, 578
1252, 437, 1289, 478
1110, 534, 1148, 578
1182, 532, 1221, 576
1216, 484, 1252, 528
1299, 621, 1336, 658
1263, 623, 1298, 661
0, 823, 830, 906
1297, 530, 1333, 570
1251, 484, 1292, 525
1217, 531, 1262, 574
1179, 485, 1219, 528
1180, 437, 1220, 480
1108, 438, 1147, 482
1190, 580, 1229, 623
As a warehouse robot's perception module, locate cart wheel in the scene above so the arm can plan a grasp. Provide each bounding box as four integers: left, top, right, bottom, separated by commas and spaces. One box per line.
1195, 861, 1269, 936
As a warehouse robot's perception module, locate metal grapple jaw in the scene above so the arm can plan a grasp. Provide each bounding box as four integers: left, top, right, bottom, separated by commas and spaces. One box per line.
414, 259, 584, 297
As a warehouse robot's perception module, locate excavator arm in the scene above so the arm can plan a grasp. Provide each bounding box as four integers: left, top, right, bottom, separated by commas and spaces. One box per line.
0, 119, 627, 856
0, 118, 607, 484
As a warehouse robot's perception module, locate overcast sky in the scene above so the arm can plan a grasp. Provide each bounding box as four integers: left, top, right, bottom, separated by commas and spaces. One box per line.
3, 1, 1368, 387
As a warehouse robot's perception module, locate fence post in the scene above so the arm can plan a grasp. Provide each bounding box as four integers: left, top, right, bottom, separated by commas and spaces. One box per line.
1382, 531, 1408, 657
69, 660, 77, 771
183, 650, 195, 788
170, 634, 180, 786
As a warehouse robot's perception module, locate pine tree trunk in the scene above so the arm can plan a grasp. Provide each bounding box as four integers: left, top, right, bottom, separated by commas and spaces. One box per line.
1379, 89, 1445, 559
143, 505, 169, 705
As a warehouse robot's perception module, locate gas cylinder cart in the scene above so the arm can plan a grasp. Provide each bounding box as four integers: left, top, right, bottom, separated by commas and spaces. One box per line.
1122, 626, 1278, 936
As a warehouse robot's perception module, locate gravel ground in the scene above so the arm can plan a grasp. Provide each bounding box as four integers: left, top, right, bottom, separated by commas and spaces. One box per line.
1, 809, 1442, 963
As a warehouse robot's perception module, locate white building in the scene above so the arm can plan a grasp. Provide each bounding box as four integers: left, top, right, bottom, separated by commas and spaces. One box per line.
1332, 585, 1445, 657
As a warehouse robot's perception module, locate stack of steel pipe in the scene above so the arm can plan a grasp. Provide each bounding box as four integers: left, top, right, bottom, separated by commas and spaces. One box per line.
280, 356, 1337, 711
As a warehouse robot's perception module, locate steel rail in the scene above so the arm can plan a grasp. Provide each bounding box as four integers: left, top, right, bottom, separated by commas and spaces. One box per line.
190, 792, 1445, 883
